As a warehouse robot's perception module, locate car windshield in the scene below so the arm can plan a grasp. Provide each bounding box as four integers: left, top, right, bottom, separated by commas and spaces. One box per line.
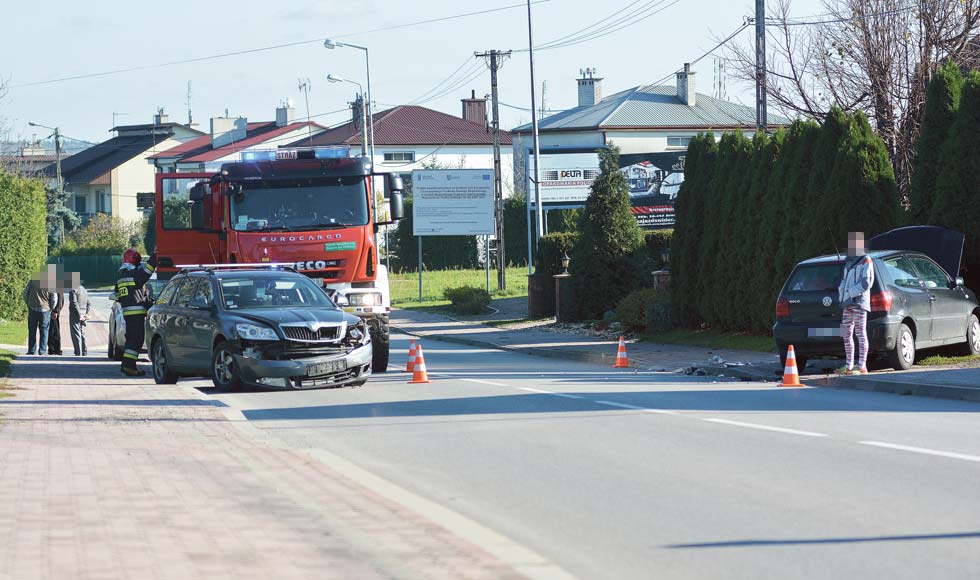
218, 275, 334, 309
230, 176, 368, 232
786, 263, 844, 292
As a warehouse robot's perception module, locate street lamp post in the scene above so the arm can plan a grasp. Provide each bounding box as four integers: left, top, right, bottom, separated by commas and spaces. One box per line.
526, 0, 544, 265
326, 74, 367, 156
29, 121, 64, 245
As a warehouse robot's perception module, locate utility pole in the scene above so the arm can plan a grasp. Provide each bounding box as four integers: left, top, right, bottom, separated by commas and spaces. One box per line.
475, 49, 512, 291
54, 127, 64, 243
526, 0, 544, 258
186, 81, 194, 125
755, 0, 767, 131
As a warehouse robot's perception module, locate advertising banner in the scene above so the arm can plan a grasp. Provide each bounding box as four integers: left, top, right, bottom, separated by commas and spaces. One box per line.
527, 152, 600, 203
412, 169, 495, 236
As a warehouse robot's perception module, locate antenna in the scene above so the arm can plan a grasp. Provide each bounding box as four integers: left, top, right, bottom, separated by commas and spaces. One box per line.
298, 78, 313, 146
714, 58, 727, 100
539, 80, 548, 117
186, 81, 193, 125
828, 225, 842, 261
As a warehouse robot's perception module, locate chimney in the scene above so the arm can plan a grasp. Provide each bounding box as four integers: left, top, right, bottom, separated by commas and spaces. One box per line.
210, 116, 248, 148
676, 63, 696, 107
576, 68, 603, 107
461, 90, 487, 126
275, 99, 296, 127
153, 107, 169, 125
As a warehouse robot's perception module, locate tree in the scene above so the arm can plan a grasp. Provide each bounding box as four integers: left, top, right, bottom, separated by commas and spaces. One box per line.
569, 145, 644, 320
931, 71, 980, 289
730, 131, 769, 332
747, 130, 785, 334
909, 61, 963, 224
714, 131, 753, 330
46, 186, 80, 251
799, 107, 852, 258
726, 0, 980, 200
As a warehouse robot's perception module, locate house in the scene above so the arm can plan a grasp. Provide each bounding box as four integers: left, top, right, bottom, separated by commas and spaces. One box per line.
1, 141, 74, 177
43, 112, 203, 223
149, 103, 327, 173
510, 64, 791, 198
285, 96, 513, 193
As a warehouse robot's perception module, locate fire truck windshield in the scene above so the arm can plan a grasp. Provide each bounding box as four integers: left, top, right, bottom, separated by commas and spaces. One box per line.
230, 176, 369, 232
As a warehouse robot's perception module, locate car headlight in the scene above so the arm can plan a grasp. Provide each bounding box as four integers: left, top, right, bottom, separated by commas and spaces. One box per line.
235, 323, 278, 341
346, 321, 369, 344
349, 292, 382, 306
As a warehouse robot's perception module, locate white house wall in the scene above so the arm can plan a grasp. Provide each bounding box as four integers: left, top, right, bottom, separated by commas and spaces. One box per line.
374, 144, 513, 196
111, 136, 186, 223
603, 130, 725, 153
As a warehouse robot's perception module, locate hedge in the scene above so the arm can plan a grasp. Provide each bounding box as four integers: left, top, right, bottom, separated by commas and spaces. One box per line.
535, 232, 578, 276
0, 171, 48, 320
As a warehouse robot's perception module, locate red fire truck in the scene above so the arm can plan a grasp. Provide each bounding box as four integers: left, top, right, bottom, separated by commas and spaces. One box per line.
153, 147, 404, 371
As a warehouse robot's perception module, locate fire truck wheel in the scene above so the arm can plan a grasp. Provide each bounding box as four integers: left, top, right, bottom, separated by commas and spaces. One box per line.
369, 315, 390, 373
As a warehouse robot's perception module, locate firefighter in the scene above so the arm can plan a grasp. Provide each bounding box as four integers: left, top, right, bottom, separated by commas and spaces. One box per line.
116, 248, 157, 376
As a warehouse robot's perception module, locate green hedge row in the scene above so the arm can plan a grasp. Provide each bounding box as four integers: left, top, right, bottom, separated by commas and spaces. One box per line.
0, 171, 48, 320
673, 110, 902, 334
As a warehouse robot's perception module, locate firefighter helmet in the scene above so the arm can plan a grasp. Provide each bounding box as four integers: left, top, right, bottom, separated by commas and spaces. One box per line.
122, 248, 142, 266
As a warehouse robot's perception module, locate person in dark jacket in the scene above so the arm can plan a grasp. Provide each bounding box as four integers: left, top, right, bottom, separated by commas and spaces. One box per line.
69, 272, 91, 356
23, 265, 57, 355
116, 248, 157, 376
47, 288, 65, 355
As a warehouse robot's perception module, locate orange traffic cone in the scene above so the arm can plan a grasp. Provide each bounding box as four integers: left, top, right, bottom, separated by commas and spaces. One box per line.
780, 345, 804, 387
404, 339, 417, 373
613, 336, 629, 368
408, 343, 431, 384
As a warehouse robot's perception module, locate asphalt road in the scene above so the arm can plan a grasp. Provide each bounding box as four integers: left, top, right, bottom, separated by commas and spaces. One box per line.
178, 332, 980, 580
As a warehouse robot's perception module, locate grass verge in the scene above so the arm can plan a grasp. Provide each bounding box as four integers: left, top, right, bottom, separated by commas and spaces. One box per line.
390, 267, 528, 305
641, 328, 775, 353
0, 348, 15, 399
0, 319, 27, 346
917, 353, 980, 367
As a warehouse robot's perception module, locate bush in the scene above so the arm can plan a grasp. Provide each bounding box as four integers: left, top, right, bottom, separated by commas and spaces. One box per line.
0, 171, 47, 320
615, 288, 661, 331
535, 232, 578, 276
443, 285, 491, 314
52, 214, 144, 257
645, 292, 673, 334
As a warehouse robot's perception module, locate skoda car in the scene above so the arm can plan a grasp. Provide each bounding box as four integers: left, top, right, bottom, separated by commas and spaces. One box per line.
773, 226, 980, 371
145, 267, 372, 389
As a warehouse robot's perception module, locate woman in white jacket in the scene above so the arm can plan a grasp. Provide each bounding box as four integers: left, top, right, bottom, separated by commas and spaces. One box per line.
838, 232, 875, 374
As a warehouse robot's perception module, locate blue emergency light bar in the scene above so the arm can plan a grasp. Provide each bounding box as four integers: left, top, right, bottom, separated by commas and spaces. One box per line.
241, 146, 350, 162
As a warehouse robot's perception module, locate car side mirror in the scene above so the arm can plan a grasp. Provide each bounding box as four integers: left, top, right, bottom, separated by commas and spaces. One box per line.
955, 276, 965, 287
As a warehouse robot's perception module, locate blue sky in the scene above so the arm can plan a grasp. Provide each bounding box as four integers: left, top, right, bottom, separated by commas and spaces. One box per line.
1, 0, 823, 145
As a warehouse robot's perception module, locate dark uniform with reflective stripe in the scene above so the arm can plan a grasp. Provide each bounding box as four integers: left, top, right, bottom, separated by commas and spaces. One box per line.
115, 255, 156, 374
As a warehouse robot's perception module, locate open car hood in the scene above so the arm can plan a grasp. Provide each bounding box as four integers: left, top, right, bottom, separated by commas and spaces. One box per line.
869, 226, 964, 278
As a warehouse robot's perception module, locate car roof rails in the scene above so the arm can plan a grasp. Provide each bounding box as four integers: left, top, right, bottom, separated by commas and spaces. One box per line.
175, 263, 299, 274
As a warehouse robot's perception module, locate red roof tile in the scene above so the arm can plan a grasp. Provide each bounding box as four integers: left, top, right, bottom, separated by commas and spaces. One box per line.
287, 106, 511, 148
150, 121, 325, 162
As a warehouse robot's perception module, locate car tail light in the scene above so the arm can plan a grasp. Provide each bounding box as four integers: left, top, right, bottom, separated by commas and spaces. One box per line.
775, 296, 790, 319
871, 290, 893, 312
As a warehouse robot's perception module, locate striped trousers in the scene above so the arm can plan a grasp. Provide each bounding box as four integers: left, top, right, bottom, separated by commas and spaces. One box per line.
841, 306, 869, 370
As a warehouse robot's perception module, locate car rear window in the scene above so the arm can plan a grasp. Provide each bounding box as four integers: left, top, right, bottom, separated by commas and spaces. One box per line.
785, 264, 843, 292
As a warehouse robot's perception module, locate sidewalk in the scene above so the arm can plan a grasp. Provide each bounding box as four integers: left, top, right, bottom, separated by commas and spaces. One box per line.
390, 303, 776, 372
0, 352, 546, 580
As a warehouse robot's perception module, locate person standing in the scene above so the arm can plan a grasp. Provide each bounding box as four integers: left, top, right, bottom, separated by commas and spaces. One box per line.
22, 265, 56, 355
116, 248, 157, 376
69, 273, 91, 356
838, 232, 875, 375
47, 288, 65, 355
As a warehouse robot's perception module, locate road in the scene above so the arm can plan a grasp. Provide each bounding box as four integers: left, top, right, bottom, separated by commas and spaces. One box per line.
166, 330, 980, 580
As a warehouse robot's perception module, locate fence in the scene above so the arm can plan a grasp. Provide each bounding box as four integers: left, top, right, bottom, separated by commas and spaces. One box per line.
47, 255, 123, 287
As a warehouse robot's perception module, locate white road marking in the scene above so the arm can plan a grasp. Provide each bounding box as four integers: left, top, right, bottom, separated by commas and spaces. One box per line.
702, 418, 828, 438
435, 371, 671, 376
595, 400, 648, 410
462, 378, 511, 388
550, 393, 585, 400
859, 441, 980, 463
519, 387, 555, 394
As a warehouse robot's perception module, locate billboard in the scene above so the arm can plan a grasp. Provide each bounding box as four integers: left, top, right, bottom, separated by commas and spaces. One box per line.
412, 169, 495, 236
525, 149, 686, 228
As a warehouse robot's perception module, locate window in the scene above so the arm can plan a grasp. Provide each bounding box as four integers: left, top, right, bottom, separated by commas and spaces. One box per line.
192, 279, 214, 306
171, 278, 198, 308
230, 176, 368, 231
383, 151, 415, 162
160, 178, 205, 230
666, 136, 692, 148
96, 190, 109, 213
75, 194, 87, 213
219, 275, 333, 309
883, 257, 921, 289
786, 264, 843, 292
156, 280, 180, 305
909, 257, 950, 289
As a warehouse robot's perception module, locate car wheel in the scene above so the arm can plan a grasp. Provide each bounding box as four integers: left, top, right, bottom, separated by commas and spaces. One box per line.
955, 314, 980, 356
109, 333, 124, 361
151, 339, 178, 385
888, 323, 915, 371
210, 340, 242, 391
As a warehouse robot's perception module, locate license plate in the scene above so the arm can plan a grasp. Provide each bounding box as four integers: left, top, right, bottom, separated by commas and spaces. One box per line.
807, 327, 841, 338
306, 359, 347, 376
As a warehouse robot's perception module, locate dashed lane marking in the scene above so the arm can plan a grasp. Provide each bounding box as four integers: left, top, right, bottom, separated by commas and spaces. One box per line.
702, 418, 828, 438
859, 441, 980, 463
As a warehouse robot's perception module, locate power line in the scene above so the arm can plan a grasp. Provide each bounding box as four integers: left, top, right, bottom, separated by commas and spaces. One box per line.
647, 21, 752, 88
769, 3, 916, 26
535, 0, 679, 51
11, 1, 550, 88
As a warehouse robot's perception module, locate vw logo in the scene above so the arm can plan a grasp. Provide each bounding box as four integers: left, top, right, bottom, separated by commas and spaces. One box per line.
822, 296, 833, 307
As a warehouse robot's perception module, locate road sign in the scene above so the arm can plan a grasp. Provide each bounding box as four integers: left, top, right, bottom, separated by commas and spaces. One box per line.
412, 169, 494, 236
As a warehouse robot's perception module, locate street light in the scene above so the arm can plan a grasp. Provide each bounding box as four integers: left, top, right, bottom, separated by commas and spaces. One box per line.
29, 121, 65, 246
326, 74, 368, 157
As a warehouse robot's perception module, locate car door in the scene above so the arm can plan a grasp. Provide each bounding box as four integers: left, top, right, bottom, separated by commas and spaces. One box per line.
167, 278, 199, 364
881, 255, 934, 343
185, 278, 219, 369
909, 255, 968, 341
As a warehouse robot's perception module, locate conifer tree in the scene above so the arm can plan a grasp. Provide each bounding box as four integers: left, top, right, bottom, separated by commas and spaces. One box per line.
909, 62, 963, 225
747, 130, 784, 334
716, 131, 754, 330
800, 107, 851, 257
697, 132, 741, 325
671, 134, 716, 326
569, 145, 644, 320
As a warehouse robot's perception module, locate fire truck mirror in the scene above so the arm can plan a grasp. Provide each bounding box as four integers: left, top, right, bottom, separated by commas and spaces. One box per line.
384, 173, 404, 195
384, 174, 405, 222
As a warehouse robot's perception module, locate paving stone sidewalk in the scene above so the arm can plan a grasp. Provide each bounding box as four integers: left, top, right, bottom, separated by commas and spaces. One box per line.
0, 354, 530, 580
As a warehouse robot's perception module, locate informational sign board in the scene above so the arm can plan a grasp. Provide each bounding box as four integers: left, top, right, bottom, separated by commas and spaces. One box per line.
412, 169, 494, 236
527, 152, 600, 204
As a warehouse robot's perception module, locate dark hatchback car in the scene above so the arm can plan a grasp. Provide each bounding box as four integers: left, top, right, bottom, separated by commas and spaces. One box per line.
774, 226, 980, 371
145, 267, 372, 390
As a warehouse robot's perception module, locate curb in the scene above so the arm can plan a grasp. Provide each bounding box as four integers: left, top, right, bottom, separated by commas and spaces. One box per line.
814, 375, 980, 403
694, 363, 780, 382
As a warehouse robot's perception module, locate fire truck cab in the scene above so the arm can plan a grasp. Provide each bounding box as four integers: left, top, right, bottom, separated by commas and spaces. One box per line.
153, 147, 404, 372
